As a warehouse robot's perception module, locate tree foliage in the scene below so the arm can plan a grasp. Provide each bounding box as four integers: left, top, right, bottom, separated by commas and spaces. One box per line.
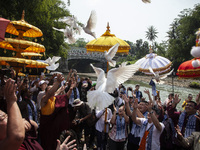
134, 39, 149, 59
0, 0, 71, 58
166, 4, 200, 69
145, 26, 158, 45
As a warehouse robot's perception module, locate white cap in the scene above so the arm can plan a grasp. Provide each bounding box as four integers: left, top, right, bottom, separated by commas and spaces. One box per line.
39, 80, 49, 86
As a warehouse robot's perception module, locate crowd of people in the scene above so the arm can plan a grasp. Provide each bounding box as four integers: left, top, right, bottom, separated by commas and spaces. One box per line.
0, 68, 200, 150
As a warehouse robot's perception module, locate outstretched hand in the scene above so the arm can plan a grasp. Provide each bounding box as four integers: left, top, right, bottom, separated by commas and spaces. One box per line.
122, 94, 129, 103
4, 78, 17, 104
174, 94, 181, 105
56, 136, 77, 150
144, 89, 150, 95
133, 98, 138, 109
57, 74, 65, 83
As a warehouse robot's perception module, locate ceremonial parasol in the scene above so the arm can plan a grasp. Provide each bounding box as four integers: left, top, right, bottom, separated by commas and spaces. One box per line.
0, 57, 48, 68
21, 52, 43, 59
86, 23, 130, 54
6, 10, 43, 38
86, 23, 130, 71
0, 11, 47, 79
177, 58, 200, 78
0, 38, 45, 56
135, 47, 172, 75
0, 18, 10, 42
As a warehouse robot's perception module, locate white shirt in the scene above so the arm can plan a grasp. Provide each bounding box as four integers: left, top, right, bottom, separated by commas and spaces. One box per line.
139, 118, 165, 150
95, 108, 112, 133
37, 91, 45, 110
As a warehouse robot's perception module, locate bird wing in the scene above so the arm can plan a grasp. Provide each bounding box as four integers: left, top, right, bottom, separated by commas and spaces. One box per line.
44, 57, 52, 65
52, 27, 65, 33
63, 16, 74, 26
106, 43, 119, 60
64, 27, 76, 44
52, 56, 61, 63
85, 10, 97, 31
105, 62, 139, 93
160, 68, 174, 80
90, 64, 106, 90
148, 66, 156, 76
46, 63, 59, 71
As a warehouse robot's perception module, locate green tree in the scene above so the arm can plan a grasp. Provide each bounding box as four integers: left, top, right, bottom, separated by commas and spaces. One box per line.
125, 40, 134, 55
145, 25, 158, 47
0, 0, 71, 58
166, 4, 200, 70
134, 39, 149, 59
156, 41, 168, 57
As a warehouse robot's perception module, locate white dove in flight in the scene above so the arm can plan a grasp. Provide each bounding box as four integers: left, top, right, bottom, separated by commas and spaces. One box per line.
148, 66, 174, 84
62, 16, 81, 35
87, 62, 139, 110
142, 0, 151, 3
45, 56, 61, 71
83, 10, 97, 39
105, 43, 119, 67
53, 26, 76, 44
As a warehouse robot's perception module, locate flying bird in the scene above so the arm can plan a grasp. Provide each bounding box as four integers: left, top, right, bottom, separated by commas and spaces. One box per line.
142, 0, 151, 3
87, 62, 139, 110
148, 66, 174, 84
82, 10, 97, 39
53, 26, 76, 44
45, 56, 61, 71
62, 16, 81, 35
105, 43, 119, 67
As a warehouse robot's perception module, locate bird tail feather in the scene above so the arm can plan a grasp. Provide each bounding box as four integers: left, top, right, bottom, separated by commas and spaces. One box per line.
87, 90, 115, 110
108, 60, 116, 67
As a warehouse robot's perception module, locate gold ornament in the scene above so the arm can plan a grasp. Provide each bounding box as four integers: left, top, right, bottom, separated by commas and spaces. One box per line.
41, 37, 44, 41
12, 52, 15, 56
47, 70, 50, 74
35, 38, 37, 42
29, 69, 32, 73
4, 49, 6, 53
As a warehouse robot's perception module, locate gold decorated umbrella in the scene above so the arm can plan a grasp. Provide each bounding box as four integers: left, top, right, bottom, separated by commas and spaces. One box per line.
0, 38, 45, 57
6, 10, 43, 38
86, 23, 130, 54
0, 57, 48, 68
86, 23, 130, 71
21, 52, 43, 59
